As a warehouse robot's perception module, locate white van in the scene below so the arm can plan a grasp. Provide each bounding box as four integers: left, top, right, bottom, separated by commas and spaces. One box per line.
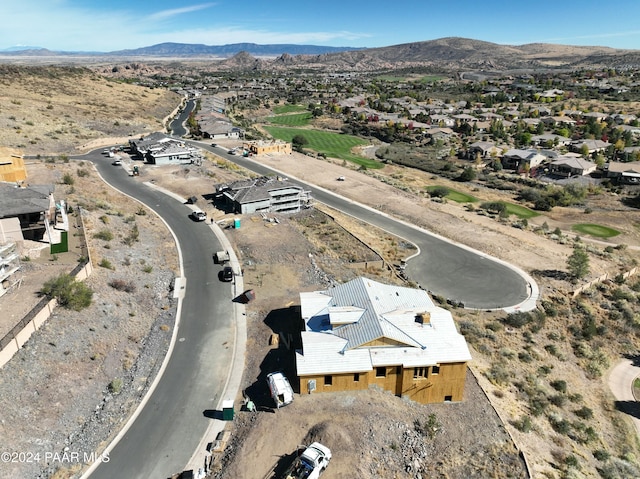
267, 371, 294, 408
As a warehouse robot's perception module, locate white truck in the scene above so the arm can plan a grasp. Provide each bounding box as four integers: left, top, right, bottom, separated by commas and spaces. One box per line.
280, 443, 331, 479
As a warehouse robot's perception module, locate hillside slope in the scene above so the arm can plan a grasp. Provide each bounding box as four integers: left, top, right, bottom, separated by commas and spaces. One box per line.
0, 65, 180, 156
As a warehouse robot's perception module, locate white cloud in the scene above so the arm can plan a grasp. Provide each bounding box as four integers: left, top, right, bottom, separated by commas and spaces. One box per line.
146, 3, 216, 22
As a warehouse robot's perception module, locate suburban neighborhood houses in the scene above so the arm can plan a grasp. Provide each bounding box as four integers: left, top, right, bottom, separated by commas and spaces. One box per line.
4, 41, 640, 479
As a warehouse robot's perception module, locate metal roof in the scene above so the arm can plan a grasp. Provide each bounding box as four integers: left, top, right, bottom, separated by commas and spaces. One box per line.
296, 277, 471, 376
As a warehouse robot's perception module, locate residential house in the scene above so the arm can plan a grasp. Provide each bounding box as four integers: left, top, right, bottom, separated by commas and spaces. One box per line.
603, 161, 640, 184
467, 141, 501, 162
570, 139, 611, 154
549, 155, 597, 177
541, 116, 577, 128
128, 132, 173, 158
199, 120, 242, 140
0, 183, 56, 242
129, 133, 199, 165
531, 134, 571, 148
215, 176, 311, 214
295, 277, 472, 404
145, 142, 198, 166
501, 149, 546, 172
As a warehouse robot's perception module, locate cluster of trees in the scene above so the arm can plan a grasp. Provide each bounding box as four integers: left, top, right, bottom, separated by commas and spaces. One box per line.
519, 183, 590, 211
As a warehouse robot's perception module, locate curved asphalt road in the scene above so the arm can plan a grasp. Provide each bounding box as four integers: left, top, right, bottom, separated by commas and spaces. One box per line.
79, 151, 235, 478
197, 142, 533, 310
170, 99, 195, 137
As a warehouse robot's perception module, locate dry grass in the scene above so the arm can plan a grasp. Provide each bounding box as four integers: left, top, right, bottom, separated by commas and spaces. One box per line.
0, 65, 180, 156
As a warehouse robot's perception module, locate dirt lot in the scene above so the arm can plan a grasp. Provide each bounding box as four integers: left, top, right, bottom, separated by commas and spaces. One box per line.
2, 145, 640, 478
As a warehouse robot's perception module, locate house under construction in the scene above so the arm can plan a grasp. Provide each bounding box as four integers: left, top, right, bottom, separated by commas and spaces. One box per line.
215, 176, 311, 214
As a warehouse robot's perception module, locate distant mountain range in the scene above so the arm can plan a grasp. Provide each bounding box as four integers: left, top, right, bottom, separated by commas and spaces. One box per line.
0, 42, 361, 57
3, 38, 640, 72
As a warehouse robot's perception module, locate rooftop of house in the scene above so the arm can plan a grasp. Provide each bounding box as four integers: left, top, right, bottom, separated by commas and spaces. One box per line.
296, 277, 471, 376
0, 183, 54, 218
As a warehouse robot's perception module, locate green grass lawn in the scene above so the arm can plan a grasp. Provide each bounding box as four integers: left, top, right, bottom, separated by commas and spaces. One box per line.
572, 223, 621, 238
264, 126, 381, 169
425, 186, 477, 203
266, 112, 312, 126
272, 104, 307, 114
503, 203, 540, 219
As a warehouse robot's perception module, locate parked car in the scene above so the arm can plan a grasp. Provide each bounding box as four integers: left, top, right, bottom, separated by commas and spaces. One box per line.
190, 211, 207, 221
221, 266, 233, 282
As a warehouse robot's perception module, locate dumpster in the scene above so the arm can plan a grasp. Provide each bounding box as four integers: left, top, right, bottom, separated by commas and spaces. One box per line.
222, 400, 234, 421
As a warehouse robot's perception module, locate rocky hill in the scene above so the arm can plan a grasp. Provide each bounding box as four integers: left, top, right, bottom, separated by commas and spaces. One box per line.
258, 37, 639, 72
4, 37, 640, 73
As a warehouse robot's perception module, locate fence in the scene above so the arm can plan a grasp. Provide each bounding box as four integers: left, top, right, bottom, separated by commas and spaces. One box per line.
571, 267, 638, 298
0, 207, 92, 368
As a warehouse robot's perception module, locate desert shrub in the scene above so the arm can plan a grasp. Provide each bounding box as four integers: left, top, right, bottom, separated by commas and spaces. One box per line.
568, 393, 583, 403
486, 362, 512, 386
593, 450, 610, 461
77, 168, 89, 177
544, 344, 560, 357
41, 273, 93, 311
108, 279, 136, 293
548, 414, 571, 434
123, 224, 139, 246
485, 321, 503, 332
571, 422, 598, 444
93, 229, 114, 241
142, 265, 153, 273
414, 413, 440, 439
511, 415, 533, 433
429, 186, 450, 198
574, 406, 593, 420
598, 457, 640, 479
541, 300, 559, 317
550, 380, 567, 393
549, 394, 566, 407
518, 351, 533, 363
62, 173, 75, 185
504, 311, 531, 328
529, 395, 550, 416
108, 378, 123, 394
565, 454, 579, 468
480, 201, 506, 214
98, 258, 114, 270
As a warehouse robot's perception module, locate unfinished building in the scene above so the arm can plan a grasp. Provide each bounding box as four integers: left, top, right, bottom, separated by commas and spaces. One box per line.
215, 176, 311, 214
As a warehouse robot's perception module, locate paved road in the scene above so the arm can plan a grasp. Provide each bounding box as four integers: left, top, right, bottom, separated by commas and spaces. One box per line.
170, 99, 195, 137
79, 151, 236, 478
200, 142, 534, 310
608, 359, 640, 436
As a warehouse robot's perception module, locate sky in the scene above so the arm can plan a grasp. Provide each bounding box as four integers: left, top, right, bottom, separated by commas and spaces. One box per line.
3, 0, 640, 52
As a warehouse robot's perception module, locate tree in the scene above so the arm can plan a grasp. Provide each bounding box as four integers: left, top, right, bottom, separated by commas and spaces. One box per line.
457, 166, 476, 182
41, 273, 93, 310
291, 134, 308, 152
567, 245, 590, 281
